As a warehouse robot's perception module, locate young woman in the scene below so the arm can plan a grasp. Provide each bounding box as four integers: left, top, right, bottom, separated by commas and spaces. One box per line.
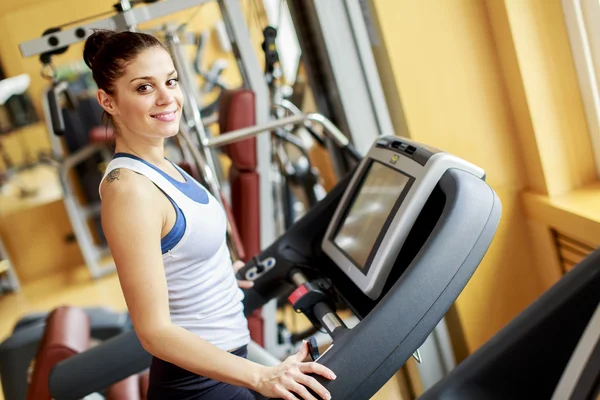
85, 30, 336, 400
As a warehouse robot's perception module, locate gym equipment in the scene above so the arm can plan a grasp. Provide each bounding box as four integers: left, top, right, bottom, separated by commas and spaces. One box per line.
0, 74, 44, 188
256, 22, 330, 233
0, 307, 131, 400
552, 303, 599, 400
42, 76, 116, 279
193, 29, 229, 119
28, 135, 500, 399
26, 307, 148, 400
27, 0, 251, 276
218, 88, 265, 347
419, 242, 600, 400
234, 136, 500, 399
0, 74, 31, 106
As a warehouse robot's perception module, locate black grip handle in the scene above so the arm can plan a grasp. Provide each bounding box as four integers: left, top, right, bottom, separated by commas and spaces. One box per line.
314, 301, 347, 341
47, 88, 65, 136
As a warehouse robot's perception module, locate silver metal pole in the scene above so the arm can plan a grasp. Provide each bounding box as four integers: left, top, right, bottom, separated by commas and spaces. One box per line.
166, 30, 243, 261
205, 113, 350, 149
166, 31, 221, 186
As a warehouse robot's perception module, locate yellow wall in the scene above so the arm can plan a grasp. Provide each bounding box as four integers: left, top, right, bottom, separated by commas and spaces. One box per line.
370, 0, 592, 355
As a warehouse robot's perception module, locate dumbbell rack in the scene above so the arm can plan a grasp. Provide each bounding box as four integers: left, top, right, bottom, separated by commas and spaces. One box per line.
0, 236, 20, 293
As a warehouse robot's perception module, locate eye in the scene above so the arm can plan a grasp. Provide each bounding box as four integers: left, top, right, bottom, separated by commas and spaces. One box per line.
137, 84, 153, 93
167, 78, 178, 87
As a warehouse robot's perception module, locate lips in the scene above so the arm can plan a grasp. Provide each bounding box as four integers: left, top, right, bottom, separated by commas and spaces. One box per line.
151, 109, 177, 122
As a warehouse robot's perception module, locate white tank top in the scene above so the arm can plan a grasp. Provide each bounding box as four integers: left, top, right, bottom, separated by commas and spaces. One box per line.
99, 153, 250, 352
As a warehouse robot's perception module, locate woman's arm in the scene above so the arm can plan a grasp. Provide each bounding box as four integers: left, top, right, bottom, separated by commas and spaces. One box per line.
100, 169, 335, 400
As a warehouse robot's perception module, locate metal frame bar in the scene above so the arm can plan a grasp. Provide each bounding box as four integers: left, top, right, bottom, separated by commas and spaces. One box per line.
218, 0, 285, 358
205, 113, 349, 149
58, 144, 115, 279
40, 83, 116, 280
18, 0, 212, 58
343, 0, 394, 138
311, 0, 384, 155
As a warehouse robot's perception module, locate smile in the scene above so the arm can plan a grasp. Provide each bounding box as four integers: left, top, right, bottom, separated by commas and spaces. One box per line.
151, 110, 177, 122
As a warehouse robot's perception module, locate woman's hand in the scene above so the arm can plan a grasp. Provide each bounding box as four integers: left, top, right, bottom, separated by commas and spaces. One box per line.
232, 260, 254, 289
255, 340, 336, 400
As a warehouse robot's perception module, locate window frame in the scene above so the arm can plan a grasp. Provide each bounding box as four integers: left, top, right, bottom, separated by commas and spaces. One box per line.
562, 0, 600, 175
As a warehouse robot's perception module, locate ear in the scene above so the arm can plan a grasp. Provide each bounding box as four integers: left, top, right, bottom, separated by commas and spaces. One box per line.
97, 89, 118, 116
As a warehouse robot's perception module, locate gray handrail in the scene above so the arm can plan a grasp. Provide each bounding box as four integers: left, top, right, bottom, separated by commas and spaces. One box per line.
205, 113, 351, 150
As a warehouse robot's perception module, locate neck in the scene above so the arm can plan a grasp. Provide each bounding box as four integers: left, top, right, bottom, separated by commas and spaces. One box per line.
114, 133, 166, 166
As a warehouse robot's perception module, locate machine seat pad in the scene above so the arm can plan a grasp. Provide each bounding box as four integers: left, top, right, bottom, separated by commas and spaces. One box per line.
27, 306, 90, 400
26, 306, 149, 400
219, 89, 257, 170
89, 126, 115, 144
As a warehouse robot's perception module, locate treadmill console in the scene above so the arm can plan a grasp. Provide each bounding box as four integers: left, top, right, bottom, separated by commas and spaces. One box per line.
233, 135, 501, 400
322, 136, 485, 300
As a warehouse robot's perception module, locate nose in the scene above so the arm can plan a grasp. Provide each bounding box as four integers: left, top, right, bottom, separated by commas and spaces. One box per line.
156, 86, 174, 106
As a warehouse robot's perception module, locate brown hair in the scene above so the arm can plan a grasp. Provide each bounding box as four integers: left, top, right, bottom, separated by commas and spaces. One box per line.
83, 30, 165, 95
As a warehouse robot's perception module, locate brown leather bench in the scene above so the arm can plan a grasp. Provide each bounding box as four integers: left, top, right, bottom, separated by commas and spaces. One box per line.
26, 306, 148, 400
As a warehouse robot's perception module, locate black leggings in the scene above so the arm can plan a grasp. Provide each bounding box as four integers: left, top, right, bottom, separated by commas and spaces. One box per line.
147, 345, 266, 400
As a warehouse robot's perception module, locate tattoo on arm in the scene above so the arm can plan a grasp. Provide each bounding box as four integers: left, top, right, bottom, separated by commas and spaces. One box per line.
106, 168, 121, 183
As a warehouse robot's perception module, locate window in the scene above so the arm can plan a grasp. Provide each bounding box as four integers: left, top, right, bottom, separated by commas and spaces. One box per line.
562, 0, 600, 175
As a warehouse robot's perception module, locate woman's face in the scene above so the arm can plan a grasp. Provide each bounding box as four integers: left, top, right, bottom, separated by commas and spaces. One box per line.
99, 46, 184, 140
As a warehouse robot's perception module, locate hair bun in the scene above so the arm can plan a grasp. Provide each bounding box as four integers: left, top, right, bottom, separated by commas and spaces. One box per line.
83, 29, 116, 70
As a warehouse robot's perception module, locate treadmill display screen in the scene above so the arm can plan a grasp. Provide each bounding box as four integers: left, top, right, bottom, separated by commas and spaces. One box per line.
333, 161, 411, 271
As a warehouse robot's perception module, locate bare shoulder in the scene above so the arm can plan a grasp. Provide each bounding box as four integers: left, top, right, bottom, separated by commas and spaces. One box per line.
100, 167, 162, 226
101, 167, 154, 202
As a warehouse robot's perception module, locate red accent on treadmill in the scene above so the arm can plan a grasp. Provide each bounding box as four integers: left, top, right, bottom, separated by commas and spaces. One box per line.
288, 284, 309, 307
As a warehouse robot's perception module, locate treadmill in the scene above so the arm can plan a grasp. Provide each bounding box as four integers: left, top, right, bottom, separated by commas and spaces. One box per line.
418, 242, 600, 400
42, 136, 503, 399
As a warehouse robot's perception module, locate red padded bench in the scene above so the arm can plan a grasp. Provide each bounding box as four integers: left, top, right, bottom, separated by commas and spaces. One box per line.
26, 306, 148, 400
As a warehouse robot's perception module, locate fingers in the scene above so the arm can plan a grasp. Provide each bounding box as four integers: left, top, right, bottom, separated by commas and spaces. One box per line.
294, 372, 331, 400
274, 385, 297, 400
238, 280, 254, 289
299, 362, 337, 381
288, 379, 322, 400
232, 260, 245, 272
295, 340, 309, 361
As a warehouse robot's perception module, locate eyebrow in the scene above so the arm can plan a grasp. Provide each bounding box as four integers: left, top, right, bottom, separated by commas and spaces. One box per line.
130, 70, 177, 83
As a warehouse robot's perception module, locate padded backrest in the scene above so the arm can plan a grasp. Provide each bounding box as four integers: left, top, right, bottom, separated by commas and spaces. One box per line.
219, 89, 260, 260
219, 89, 263, 345
219, 89, 257, 170
27, 307, 90, 400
